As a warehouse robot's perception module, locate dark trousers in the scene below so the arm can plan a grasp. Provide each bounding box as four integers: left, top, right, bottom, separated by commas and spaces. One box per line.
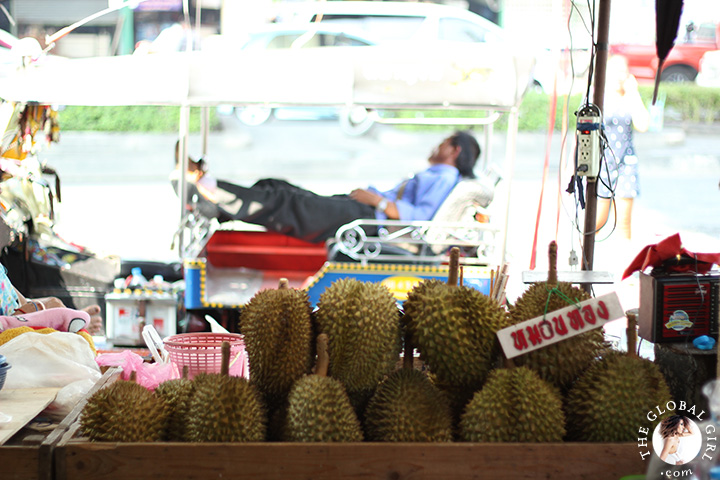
204, 179, 375, 244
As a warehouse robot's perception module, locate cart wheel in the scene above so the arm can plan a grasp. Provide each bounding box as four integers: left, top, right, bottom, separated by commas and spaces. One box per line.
236, 106, 273, 126
339, 106, 374, 136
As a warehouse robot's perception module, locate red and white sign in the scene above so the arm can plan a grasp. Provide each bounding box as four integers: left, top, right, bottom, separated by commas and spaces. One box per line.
497, 292, 624, 359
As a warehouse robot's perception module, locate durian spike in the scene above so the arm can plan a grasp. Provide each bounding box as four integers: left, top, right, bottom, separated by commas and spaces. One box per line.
278, 278, 289, 289
625, 309, 639, 358
316, 333, 330, 378
403, 331, 414, 370
221, 341, 230, 377
182, 365, 189, 380
447, 247, 460, 286
547, 241, 558, 285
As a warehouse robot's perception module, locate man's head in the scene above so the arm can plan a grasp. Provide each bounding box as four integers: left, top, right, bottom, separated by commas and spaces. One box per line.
429, 130, 480, 178
174, 140, 206, 181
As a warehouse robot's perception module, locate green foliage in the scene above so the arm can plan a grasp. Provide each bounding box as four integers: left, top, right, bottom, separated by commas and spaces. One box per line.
516, 91, 586, 132
379, 91, 586, 133
55, 84, 720, 132
639, 84, 720, 124
388, 84, 720, 132
58, 106, 219, 132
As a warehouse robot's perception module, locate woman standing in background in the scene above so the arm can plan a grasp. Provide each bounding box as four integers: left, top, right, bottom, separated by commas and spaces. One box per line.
595, 55, 650, 240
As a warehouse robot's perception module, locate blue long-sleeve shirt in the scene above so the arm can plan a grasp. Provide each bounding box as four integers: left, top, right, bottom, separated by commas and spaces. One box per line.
369, 164, 460, 221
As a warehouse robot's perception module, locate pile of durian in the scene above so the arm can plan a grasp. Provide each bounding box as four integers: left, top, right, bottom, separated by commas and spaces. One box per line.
79, 242, 672, 443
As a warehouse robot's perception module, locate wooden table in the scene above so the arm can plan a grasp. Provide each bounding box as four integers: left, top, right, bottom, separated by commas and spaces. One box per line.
0, 387, 60, 480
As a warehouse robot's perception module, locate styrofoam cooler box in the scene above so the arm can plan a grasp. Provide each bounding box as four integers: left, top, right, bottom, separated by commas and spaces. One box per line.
105, 291, 178, 346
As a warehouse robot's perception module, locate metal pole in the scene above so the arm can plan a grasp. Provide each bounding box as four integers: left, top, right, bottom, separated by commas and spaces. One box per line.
581, 0, 611, 291
201, 107, 209, 157
500, 106, 519, 265
195, 0, 203, 36
178, 105, 191, 257
483, 114, 493, 171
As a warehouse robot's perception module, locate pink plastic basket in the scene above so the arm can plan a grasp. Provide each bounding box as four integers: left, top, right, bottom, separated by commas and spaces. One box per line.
163, 332, 248, 379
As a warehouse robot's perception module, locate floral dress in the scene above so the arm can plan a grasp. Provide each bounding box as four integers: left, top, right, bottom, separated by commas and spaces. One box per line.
597, 95, 640, 199
0, 264, 20, 316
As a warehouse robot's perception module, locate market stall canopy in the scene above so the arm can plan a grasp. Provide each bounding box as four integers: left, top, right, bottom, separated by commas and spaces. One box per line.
0, 42, 534, 110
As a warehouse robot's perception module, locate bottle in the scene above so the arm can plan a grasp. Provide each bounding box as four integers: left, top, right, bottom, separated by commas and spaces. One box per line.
127, 267, 148, 289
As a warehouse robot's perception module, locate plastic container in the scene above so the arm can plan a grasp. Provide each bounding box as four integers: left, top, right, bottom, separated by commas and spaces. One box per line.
163, 332, 247, 379
0, 355, 11, 392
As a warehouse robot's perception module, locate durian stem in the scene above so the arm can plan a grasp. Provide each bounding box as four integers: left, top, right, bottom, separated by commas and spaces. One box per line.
278, 278, 289, 289
626, 309, 638, 358
129, 370, 137, 383
447, 247, 460, 286
316, 333, 330, 378
403, 331, 414, 370
221, 341, 230, 377
182, 365, 189, 380
547, 241, 558, 285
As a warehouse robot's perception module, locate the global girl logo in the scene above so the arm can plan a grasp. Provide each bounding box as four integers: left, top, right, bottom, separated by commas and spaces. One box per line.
638, 401, 717, 477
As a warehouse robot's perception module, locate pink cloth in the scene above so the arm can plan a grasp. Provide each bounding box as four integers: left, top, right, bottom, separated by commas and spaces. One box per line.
0, 307, 89, 333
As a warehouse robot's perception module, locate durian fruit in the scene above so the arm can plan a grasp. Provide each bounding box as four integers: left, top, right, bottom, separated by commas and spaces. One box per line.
185, 341, 267, 442
284, 333, 364, 442
315, 278, 402, 397
459, 365, 566, 442
364, 334, 453, 442
507, 241, 608, 390
565, 311, 672, 442
402, 276, 508, 392
155, 366, 195, 441
240, 278, 314, 409
80, 373, 169, 442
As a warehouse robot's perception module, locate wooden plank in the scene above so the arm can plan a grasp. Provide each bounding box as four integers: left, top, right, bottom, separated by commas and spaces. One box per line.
522, 270, 615, 285
31, 368, 121, 480
0, 445, 39, 480
45, 368, 122, 449
0, 388, 60, 446
57, 442, 645, 480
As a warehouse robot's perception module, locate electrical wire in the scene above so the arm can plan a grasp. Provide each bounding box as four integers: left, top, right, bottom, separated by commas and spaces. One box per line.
560, 1, 597, 244
556, 1, 594, 273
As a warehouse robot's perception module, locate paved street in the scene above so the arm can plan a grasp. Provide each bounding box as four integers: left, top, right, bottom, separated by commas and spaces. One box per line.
38, 114, 720, 320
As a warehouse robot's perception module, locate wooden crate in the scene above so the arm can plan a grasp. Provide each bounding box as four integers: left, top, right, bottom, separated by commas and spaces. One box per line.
51, 367, 646, 480
53, 441, 644, 480
1, 445, 46, 480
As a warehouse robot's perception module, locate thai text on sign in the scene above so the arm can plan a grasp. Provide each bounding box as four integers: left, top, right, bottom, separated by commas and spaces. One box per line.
497, 292, 624, 359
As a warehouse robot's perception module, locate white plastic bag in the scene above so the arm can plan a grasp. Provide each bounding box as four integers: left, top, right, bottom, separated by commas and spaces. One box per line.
42, 378, 98, 421
0, 331, 101, 389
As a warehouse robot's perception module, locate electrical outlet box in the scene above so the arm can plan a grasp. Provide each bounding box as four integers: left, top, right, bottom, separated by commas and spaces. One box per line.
576, 111, 601, 177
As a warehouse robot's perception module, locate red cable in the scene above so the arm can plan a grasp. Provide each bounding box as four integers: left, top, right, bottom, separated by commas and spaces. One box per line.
529, 71, 558, 270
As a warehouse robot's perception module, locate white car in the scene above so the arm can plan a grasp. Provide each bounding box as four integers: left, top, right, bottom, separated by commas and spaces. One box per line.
272, 1, 546, 91
207, 24, 378, 134
272, 1, 507, 46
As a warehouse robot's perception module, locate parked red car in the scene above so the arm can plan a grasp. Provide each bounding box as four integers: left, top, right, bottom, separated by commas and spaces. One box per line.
609, 21, 720, 83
